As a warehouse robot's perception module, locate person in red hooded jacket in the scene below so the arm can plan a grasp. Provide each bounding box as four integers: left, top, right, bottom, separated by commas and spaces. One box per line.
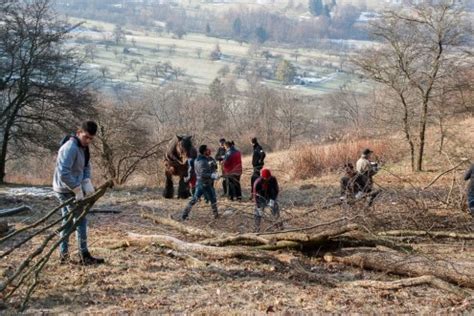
223, 141, 242, 201
253, 168, 279, 232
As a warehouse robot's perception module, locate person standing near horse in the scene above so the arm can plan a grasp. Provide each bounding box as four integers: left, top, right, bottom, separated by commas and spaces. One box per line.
250, 137, 266, 197
223, 141, 242, 201
253, 168, 280, 232
180, 145, 220, 220
53, 121, 104, 265
215, 138, 227, 196
464, 163, 474, 216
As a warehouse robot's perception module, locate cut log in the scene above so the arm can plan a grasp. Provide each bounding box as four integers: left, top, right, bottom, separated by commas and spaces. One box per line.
346, 275, 468, 297
0, 205, 31, 217
141, 213, 217, 239
378, 230, 474, 240
326, 248, 474, 289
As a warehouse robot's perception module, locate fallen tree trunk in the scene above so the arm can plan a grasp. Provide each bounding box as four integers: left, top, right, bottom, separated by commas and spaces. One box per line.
325, 248, 474, 289
0, 205, 32, 217
378, 230, 474, 240
346, 275, 469, 297
198, 224, 361, 250
127, 232, 256, 259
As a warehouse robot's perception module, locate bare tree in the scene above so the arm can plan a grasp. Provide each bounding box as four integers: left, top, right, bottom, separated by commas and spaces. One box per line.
0, 0, 95, 183
352, 3, 471, 171
93, 96, 167, 185
274, 93, 311, 148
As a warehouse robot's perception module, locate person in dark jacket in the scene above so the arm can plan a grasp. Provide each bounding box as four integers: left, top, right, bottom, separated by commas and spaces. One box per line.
215, 138, 227, 196
250, 137, 266, 196
253, 168, 279, 232
223, 141, 242, 201
53, 121, 104, 265
180, 145, 220, 220
464, 164, 474, 216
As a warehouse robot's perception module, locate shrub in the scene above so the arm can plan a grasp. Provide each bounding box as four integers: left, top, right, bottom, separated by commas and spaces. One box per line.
291, 139, 401, 180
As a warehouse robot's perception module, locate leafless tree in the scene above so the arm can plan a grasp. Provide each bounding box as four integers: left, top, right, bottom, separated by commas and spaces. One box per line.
93, 96, 167, 185
352, 3, 472, 171
0, 0, 95, 183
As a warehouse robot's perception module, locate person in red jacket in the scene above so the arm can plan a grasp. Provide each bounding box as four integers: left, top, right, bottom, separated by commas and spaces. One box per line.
223, 141, 242, 201
253, 168, 279, 232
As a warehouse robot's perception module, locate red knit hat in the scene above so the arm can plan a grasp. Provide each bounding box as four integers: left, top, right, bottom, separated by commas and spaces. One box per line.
261, 168, 271, 179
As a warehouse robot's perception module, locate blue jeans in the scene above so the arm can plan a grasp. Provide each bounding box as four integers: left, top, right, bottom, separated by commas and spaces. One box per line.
55, 192, 88, 255
468, 193, 474, 215
182, 181, 218, 219
190, 182, 216, 205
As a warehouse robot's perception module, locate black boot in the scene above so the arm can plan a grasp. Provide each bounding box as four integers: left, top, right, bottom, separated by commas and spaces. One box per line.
59, 252, 70, 265
180, 205, 191, 221
211, 203, 219, 219
80, 251, 105, 265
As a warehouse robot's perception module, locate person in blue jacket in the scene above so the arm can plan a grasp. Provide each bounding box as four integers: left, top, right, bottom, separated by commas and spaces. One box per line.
53, 121, 104, 265
464, 163, 474, 216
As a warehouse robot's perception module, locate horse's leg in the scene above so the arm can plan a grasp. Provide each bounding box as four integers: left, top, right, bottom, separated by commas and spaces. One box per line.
178, 176, 191, 199
163, 171, 174, 199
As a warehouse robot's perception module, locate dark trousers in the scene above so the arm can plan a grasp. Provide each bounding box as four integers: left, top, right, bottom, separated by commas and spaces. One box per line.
228, 175, 242, 200
251, 167, 262, 193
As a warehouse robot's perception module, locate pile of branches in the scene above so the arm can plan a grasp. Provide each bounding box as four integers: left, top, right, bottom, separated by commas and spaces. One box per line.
130, 212, 474, 300
0, 181, 113, 311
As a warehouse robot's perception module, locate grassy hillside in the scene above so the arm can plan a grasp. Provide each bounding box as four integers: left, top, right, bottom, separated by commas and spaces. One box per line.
69, 18, 370, 95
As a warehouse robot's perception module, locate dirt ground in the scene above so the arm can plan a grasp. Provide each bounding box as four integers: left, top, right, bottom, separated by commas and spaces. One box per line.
0, 164, 473, 314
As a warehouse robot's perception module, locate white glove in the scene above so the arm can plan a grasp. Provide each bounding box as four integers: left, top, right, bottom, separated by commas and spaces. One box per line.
82, 178, 95, 197
211, 172, 219, 180
72, 186, 84, 201
268, 199, 275, 208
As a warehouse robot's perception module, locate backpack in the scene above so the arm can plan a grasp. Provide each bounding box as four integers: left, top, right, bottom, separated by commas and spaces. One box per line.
59, 134, 90, 168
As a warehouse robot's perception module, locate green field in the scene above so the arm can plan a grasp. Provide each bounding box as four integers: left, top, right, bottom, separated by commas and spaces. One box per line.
70, 18, 369, 95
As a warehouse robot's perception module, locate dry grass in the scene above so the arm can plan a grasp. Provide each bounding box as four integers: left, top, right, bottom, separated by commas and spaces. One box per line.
290, 139, 402, 180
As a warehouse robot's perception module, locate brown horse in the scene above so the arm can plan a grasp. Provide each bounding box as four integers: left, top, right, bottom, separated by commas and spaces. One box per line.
163, 135, 197, 199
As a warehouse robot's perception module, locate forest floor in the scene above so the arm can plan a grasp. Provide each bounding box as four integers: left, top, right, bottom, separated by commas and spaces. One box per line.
1, 157, 473, 314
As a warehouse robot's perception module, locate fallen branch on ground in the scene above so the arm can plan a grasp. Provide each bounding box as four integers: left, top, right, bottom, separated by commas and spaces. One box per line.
0, 180, 114, 311
378, 230, 474, 240
0, 205, 32, 217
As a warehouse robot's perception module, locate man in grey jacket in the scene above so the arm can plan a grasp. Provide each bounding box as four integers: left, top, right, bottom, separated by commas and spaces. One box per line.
180, 144, 219, 220
464, 164, 474, 216
53, 121, 104, 265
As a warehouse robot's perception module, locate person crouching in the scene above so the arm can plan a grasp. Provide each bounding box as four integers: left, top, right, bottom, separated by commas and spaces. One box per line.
253, 168, 279, 232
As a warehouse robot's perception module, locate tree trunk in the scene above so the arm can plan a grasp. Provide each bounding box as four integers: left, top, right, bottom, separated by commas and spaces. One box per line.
326, 248, 474, 288
0, 120, 13, 184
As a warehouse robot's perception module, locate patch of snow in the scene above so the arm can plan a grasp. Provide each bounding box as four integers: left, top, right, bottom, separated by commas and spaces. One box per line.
6, 187, 55, 198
